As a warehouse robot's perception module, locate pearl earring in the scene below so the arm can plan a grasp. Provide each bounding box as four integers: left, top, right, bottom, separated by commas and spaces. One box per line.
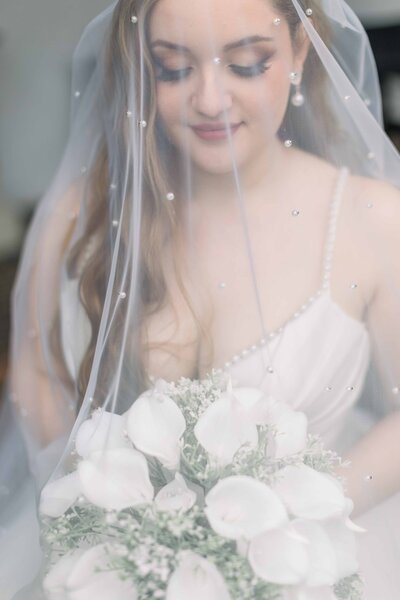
289, 71, 305, 107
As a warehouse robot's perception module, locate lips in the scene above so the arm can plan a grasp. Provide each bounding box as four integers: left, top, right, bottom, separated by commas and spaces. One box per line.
191, 122, 242, 141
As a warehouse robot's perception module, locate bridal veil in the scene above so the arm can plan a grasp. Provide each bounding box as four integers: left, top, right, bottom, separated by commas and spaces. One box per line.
3, 0, 400, 597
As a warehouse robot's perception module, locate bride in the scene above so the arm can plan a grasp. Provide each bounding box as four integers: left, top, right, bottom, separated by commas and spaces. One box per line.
3, 0, 400, 598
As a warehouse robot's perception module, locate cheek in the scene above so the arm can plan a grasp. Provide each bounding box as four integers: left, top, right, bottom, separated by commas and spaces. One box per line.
156, 85, 186, 131
249, 71, 291, 132
269, 76, 291, 131
156, 88, 172, 132
238, 74, 290, 137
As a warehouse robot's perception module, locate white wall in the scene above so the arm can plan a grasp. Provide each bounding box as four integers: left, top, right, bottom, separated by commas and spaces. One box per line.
0, 0, 111, 212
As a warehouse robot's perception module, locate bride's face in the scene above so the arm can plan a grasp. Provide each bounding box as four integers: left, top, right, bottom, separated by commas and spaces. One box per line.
149, 0, 308, 175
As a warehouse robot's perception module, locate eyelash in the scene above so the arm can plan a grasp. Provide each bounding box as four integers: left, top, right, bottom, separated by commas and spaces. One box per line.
155, 57, 272, 82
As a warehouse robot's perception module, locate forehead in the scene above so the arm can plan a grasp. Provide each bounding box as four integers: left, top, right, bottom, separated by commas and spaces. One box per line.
149, 0, 278, 50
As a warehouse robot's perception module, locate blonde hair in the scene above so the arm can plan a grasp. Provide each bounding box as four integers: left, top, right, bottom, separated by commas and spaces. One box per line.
63, 0, 332, 409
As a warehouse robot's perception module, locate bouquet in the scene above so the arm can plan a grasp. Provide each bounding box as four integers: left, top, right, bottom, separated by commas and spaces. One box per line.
40, 374, 364, 600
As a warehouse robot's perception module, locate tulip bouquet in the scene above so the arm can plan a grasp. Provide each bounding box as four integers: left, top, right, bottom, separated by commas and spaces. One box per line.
40, 374, 363, 600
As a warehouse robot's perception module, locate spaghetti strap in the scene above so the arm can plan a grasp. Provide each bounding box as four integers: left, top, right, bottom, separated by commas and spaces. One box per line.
321, 167, 349, 293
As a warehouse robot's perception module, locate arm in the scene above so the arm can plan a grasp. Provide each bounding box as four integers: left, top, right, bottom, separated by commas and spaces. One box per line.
10, 181, 82, 454
337, 178, 400, 516
339, 411, 400, 516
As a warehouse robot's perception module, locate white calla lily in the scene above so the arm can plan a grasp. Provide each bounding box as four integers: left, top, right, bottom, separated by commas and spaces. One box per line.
266, 403, 308, 458
40, 472, 81, 518
274, 465, 347, 519
75, 410, 131, 458
250, 393, 283, 425
248, 524, 309, 584
236, 538, 249, 557
194, 388, 261, 467
342, 498, 367, 533
229, 386, 267, 412
126, 386, 186, 470
65, 544, 137, 600
205, 476, 288, 540
292, 519, 337, 586
78, 447, 153, 510
282, 585, 336, 600
166, 551, 231, 600
43, 549, 85, 598
322, 515, 359, 579
155, 473, 197, 512
44, 591, 67, 600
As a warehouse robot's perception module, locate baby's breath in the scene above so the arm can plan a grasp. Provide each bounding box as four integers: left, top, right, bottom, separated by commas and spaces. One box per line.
334, 574, 364, 600
42, 375, 360, 600
303, 434, 344, 474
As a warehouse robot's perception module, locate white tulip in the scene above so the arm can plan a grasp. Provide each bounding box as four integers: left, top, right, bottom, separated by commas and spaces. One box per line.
292, 519, 337, 586
40, 472, 81, 518
194, 388, 260, 467
166, 551, 231, 600
78, 447, 154, 510
266, 402, 308, 458
248, 524, 309, 584
205, 476, 287, 540
75, 410, 132, 458
126, 387, 186, 470
274, 465, 347, 520
155, 473, 197, 512
66, 544, 137, 600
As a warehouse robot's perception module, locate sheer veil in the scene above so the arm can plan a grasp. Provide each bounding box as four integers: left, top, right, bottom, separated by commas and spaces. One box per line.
2, 0, 400, 598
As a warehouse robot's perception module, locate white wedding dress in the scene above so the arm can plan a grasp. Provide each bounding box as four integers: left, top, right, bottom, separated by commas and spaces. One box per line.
219, 168, 400, 600
225, 270, 400, 600
3, 168, 400, 599
60, 166, 400, 599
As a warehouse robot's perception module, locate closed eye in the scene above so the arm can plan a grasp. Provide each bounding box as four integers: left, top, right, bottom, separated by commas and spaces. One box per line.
154, 56, 273, 82
155, 63, 193, 82
229, 57, 272, 78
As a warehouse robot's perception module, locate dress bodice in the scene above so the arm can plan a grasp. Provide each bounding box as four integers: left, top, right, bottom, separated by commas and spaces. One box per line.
61, 167, 372, 451
224, 290, 370, 450
217, 167, 372, 451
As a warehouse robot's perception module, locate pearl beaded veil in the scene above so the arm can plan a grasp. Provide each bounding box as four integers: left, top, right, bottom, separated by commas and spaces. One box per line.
3, 0, 400, 596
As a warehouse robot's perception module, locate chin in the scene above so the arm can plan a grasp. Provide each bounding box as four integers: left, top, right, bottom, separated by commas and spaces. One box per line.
169, 128, 252, 175
190, 145, 252, 176
190, 157, 230, 174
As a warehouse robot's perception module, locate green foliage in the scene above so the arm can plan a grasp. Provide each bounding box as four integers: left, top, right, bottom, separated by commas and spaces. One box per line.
42, 375, 360, 599
334, 574, 364, 600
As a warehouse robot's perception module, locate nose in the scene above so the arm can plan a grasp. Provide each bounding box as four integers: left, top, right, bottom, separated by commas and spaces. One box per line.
190, 66, 233, 118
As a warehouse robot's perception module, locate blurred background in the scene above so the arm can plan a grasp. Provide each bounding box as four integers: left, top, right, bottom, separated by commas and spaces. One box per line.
0, 0, 399, 392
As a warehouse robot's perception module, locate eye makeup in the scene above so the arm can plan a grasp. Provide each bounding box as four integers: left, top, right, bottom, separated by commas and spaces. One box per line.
151, 35, 276, 83
153, 53, 275, 82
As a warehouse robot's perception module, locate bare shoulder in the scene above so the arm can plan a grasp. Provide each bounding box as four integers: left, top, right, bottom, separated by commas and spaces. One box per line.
295, 149, 400, 224
284, 150, 340, 214
345, 173, 400, 306
348, 173, 400, 236
293, 150, 400, 209
283, 149, 400, 231
291, 149, 337, 183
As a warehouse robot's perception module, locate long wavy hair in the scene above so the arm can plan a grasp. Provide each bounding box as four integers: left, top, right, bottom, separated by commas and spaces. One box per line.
59, 0, 331, 410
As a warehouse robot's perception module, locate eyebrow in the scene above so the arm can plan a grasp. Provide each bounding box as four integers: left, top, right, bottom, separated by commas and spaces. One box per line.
150, 35, 274, 54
